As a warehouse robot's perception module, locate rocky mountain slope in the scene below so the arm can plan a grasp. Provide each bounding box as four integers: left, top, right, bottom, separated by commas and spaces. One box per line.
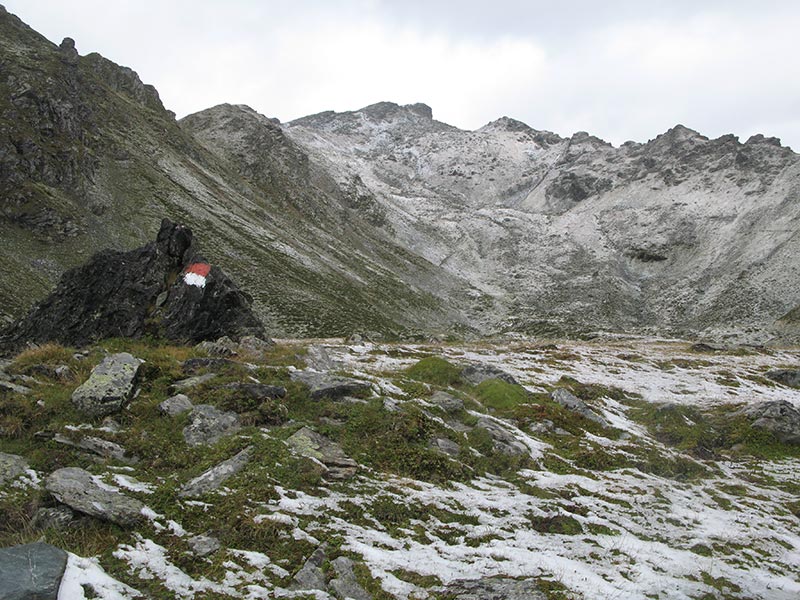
284, 105, 800, 343
2, 4, 799, 344
1, 337, 799, 598
0, 6, 475, 339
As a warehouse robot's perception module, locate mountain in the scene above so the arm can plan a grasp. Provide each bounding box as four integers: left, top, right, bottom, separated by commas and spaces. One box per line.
284, 104, 800, 343
2, 5, 799, 343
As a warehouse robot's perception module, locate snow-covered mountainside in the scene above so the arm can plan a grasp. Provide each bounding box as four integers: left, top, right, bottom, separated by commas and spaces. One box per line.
284, 103, 800, 343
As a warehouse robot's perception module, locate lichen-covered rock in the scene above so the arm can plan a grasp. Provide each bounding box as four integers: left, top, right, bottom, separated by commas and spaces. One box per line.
46, 467, 145, 526
550, 388, 609, 427
0, 220, 268, 354
0, 542, 68, 600
182, 404, 241, 447
740, 400, 800, 444
329, 556, 372, 600
179, 446, 253, 497
0, 452, 29, 486
71, 352, 142, 417
286, 426, 357, 479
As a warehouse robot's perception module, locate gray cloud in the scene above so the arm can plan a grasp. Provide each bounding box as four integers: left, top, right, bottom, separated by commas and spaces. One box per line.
4, 0, 799, 149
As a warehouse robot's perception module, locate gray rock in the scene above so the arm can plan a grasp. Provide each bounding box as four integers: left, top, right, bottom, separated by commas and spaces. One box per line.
429, 437, 461, 456
169, 373, 217, 393
182, 357, 249, 374
550, 388, 609, 427
32, 506, 76, 530
439, 577, 546, 599
46, 467, 145, 526
187, 534, 221, 557
71, 353, 142, 417
430, 390, 464, 413
159, 394, 194, 416
290, 370, 372, 400
476, 417, 529, 456
183, 405, 241, 447
196, 337, 237, 357
237, 335, 274, 356
0, 452, 29, 486
100, 417, 121, 432
0, 380, 31, 395
739, 400, 800, 444
290, 546, 328, 592
461, 364, 519, 386
330, 556, 372, 600
52, 433, 135, 463
286, 427, 358, 479
179, 446, 254, 497
0, 542, 68, 600
765, 369, 800, 388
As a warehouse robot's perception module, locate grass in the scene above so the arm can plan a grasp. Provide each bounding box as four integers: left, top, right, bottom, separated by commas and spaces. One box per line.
473, 379, 529, 410
405, 357, 462, 386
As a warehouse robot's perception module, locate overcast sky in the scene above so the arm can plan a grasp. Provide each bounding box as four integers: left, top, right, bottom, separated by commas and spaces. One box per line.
5, 0, 799, 149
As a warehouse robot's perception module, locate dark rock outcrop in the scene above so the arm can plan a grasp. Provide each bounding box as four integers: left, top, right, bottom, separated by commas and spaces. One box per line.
0, 219, 267, 354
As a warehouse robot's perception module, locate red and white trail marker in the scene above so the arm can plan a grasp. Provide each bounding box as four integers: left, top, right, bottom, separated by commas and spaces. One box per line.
183, 263, 211, 288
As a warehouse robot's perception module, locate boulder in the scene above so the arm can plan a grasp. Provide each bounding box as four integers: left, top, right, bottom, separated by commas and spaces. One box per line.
439, 577, 546, 599
430, 390, 464, 413
0, 219, 268, 354
183, 405, 240, 446
550, 388, 609, 427
179, 446, 254, 497
305, 345, 336, 371
159, 394, 194, 416
187, 534, 221, 558
71, 352, 142, 417
739, 400, 800, 444
0, 542, 68, 600
765, 369, 800, 388
475, 417, 529, 456
286, 427, 357, 479
289, 546, 328, 592
46, 467, 145, 526
461, 364, 519, 386
330, 556, 371, 600
290, 370, 372, 400
0, 452, 29, 486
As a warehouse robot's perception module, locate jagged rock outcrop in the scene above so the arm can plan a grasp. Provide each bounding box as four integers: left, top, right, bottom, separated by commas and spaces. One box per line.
0, 219, 267, 353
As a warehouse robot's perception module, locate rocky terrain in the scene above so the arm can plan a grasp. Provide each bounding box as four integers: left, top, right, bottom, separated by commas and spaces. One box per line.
1, 336, 799, 599
2, 6, 799, 343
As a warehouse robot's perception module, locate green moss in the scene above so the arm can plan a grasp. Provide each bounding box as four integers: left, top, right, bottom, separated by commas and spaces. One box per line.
528, 513, 583, 535
473, 379, 529, 410
405, 357, 462, 386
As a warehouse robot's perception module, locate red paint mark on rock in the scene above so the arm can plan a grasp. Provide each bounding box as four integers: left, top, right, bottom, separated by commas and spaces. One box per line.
183, 263, 211, 288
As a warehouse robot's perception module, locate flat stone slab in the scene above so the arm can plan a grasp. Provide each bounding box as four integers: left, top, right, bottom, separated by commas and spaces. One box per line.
71, 353, 142, 417
52, 433, 136, 464
169, 373, 217, 393
0, 542, 68, 600
0, 452, 29, 486
550, 388, 609, 427
290, 370, 372, 400
286, 426, 357, 479
46, 467, 145, 526
183, 404, 241, 446
180, 446, 254, 497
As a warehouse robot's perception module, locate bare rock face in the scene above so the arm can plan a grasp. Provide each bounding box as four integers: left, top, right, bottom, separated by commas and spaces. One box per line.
0, 219, 267, 353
